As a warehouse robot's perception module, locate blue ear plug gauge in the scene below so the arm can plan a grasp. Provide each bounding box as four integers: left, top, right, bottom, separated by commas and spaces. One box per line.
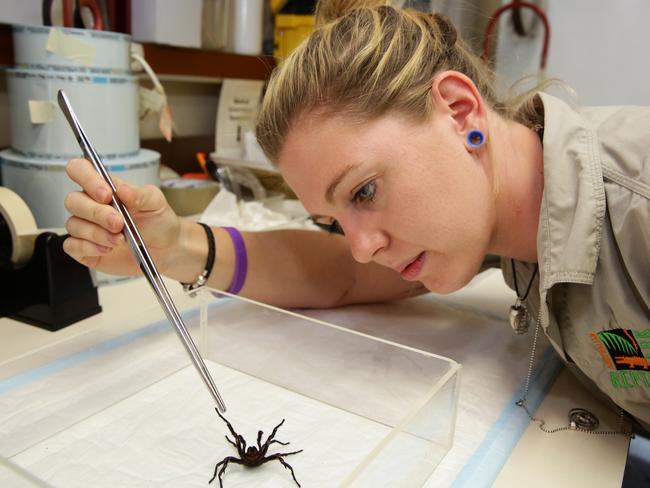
467, 129, 485, 148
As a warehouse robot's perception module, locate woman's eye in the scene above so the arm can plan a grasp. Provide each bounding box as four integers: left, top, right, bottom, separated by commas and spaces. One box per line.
352, 181, 376, 204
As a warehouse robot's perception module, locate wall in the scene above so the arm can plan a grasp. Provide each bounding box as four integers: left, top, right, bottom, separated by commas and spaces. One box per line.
494, 0, 650, 105
3, 1, 650, 152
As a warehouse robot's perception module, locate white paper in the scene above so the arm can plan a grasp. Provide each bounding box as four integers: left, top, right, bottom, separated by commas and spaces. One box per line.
9, 361, 393, 487
200, 190, 319, 231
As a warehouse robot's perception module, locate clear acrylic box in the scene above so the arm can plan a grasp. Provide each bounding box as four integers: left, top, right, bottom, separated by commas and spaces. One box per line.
0, 290, 461, 487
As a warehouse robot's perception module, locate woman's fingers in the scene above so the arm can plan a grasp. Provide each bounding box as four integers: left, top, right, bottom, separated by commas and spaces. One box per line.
66, 158, 112, 203
116, 182, 167, 213
65, 216, 124, 248
66, 158, 167, 216
64, 190, 123, 233
62, 235, 112, 262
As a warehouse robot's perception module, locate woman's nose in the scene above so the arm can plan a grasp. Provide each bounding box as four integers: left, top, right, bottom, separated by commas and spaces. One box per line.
343, 219, 388, 264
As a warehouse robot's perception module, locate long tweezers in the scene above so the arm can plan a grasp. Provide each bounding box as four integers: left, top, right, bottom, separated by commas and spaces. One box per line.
58, 89, 226, 413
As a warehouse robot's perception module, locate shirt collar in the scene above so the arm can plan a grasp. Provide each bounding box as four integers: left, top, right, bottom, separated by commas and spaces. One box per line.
536, 92, 606, 290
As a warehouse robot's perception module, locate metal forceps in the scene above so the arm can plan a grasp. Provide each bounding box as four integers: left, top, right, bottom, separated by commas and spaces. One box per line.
57, 89, 227, 413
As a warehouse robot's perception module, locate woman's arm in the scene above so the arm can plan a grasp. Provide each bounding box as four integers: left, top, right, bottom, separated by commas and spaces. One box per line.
169, 222, 427, 309
64, 158, 426, 310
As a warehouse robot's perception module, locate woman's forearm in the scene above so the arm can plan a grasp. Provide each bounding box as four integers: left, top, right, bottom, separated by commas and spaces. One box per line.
163, 221, 425, 309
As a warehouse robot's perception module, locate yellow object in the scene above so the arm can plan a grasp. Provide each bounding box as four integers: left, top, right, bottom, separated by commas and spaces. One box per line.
270, 0, 288, 14
274, 14, 315, 60
46, 28, 96, 66
0, 187, 39, 265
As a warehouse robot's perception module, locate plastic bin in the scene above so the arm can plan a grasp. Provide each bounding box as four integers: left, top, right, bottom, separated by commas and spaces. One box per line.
0, 291, 460, 487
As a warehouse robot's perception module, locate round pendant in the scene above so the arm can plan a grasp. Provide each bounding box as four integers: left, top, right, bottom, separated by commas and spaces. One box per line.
568, 408, 599, 431
509, 303, 530, 334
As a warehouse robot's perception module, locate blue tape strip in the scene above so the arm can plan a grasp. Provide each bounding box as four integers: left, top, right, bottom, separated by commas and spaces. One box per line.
0, 298, 231, 396
451, 346, 564, 488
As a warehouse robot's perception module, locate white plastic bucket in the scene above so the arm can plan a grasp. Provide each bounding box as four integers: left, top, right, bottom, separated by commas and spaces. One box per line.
7, 68, 139, 158
0, 148, 160, 228
12, 24, 132, 74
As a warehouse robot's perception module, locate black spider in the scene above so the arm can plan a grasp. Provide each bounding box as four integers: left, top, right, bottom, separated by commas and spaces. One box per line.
209, 409, 303, 487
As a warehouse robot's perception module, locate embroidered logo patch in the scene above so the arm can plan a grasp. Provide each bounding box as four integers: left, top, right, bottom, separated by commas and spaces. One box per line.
591, 329, 650, 389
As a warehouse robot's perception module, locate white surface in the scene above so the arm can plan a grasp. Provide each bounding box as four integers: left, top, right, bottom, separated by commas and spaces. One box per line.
493, 368, 629, 488
8, 360, 396, 487
131, 0, 202, 48
0, 2, 41, 25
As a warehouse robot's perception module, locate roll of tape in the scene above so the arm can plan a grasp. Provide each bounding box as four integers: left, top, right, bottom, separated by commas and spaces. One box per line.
13, 24, 131, 74
7, 68, 140, 158
161, 179, 220, 217
0, 187, 39, 265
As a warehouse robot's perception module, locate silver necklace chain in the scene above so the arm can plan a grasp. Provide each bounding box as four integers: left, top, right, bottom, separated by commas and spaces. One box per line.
516, 309, 634, 437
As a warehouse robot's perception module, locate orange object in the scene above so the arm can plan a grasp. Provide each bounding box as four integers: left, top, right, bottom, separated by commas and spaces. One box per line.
180, 152, 211, 179
181, 173, 209, 180
196, 151, 208, 173
614, 356, 650, 370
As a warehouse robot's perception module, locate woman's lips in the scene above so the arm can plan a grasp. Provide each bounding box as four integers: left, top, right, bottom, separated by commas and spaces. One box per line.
400, 252, 425, 281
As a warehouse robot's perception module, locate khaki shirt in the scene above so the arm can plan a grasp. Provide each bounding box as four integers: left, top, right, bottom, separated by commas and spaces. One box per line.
501, 93, 650, 430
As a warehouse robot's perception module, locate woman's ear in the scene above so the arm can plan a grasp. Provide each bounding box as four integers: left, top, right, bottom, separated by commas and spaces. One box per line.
430, 71, 486, 139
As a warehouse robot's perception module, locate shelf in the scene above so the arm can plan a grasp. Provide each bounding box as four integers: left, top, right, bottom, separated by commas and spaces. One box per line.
141, 43, 275, 80
0, 23, 276, 80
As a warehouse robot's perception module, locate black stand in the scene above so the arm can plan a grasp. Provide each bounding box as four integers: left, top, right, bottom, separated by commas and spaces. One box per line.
0, 232, 102, 331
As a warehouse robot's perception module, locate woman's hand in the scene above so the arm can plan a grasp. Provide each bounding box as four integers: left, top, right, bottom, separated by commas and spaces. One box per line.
63, 158, 182, 276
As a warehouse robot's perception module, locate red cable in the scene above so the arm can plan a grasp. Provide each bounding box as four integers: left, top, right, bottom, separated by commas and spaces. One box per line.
482, 1, 551, 70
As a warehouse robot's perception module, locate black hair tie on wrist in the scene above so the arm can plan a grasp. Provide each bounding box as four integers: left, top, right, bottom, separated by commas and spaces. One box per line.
182, 222, 215, 294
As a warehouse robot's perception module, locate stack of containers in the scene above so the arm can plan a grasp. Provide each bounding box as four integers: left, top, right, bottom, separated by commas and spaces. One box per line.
0, 24, 160, 228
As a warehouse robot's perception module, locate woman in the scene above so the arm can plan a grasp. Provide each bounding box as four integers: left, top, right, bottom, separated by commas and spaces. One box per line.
63, 1, 650, 431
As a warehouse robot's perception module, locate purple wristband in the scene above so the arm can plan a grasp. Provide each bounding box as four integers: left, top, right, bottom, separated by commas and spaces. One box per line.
223, 227, 247, 295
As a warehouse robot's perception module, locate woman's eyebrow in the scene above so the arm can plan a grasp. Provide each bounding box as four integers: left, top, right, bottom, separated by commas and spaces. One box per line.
325, 164, 354, 203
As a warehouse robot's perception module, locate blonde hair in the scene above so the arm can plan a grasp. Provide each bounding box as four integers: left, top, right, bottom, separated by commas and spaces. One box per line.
256, 1, 537, 164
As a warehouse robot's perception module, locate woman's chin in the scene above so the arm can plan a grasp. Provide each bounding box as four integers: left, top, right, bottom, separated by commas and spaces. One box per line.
420, 269, 476, 295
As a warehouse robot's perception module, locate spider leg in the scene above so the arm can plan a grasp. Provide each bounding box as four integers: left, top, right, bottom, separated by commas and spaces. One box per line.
265, 453, 303, 487
225, 435, 237, 448
209, 456, 244, 487
265, 418, 286, 443
238, 434, 247, 451
257, 430, 264, 449
269, 439, 290, 446
271, 449, 303, 457
215, 408, 241, 440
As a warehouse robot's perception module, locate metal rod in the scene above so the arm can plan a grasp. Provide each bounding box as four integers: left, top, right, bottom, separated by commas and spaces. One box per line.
57, 89, 226, 413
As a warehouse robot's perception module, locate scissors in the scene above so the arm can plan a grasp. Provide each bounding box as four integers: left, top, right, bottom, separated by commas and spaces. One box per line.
57, 89, 227, 413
